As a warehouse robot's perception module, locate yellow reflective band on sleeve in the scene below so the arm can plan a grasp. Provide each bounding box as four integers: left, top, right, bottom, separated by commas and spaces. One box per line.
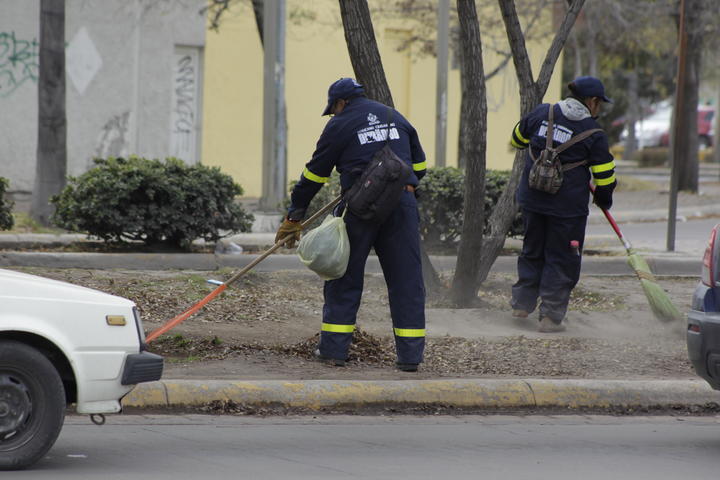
594, 174, 616, 186
511, 138, 525, 149
303, 168, 329, 184
321, 323, 355, 333
413, 161, 427, 172
590, 161, 616, 173
514, 124, 529, 144
393, 328, 426, 337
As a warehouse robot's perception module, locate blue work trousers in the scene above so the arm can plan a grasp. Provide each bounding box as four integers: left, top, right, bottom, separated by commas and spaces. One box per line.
511, 209, 587, 322
319, 191, 426, 364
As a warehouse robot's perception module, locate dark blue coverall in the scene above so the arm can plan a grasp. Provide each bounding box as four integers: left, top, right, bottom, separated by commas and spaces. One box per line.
287, 96, 427, 364
510, 99, 616, 322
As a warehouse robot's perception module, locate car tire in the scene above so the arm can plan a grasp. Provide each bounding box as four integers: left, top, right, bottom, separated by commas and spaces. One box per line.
0, 340, 66, 471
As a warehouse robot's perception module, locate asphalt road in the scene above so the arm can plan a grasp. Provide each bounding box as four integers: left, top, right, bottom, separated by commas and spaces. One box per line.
586, 216, 718, 254
13, 414, 720, 479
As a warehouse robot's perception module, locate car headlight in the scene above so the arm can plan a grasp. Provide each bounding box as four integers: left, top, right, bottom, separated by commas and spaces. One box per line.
132, 307, 148, 350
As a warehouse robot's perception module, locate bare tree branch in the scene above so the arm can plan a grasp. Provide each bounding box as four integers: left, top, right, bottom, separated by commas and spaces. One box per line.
536, 0, 586, 93
498, 0, 535, 97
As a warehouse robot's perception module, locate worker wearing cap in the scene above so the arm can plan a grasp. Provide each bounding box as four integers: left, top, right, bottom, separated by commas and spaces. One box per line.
275, 77, 427, 371
509, 76, 617, 332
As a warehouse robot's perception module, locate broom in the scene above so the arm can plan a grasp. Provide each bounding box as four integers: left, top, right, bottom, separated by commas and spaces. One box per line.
145, 195, 343, 343
591, 185, 682, 322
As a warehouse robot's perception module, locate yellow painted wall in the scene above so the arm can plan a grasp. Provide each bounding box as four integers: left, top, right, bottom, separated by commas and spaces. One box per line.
201, 0, 562, 198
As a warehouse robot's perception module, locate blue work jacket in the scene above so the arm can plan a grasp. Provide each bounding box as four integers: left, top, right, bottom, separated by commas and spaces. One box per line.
511, 99, 616, 218
288, 97, 427, 219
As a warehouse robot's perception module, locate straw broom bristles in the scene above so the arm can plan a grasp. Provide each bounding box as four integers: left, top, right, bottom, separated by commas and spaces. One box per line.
627, 249, 683, 322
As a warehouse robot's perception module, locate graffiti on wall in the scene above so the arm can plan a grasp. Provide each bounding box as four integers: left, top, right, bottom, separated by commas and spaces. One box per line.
169, 47, 200, 163
0, 32, 39, 97
95, 111, 130, 160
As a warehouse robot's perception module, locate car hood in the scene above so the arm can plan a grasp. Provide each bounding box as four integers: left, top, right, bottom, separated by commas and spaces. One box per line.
0, 269, 134, 307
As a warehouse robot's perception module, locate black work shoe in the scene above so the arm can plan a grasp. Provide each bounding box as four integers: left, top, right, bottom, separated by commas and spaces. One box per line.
314, 349, 346, 367
396, 362, 419, 372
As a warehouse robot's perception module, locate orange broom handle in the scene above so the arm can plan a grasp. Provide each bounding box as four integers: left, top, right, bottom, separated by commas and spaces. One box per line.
589, 183, 631, 251
145, 195, 343, 343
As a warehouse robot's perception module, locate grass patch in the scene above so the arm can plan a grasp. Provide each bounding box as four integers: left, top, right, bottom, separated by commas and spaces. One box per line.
8, 212, 66, 234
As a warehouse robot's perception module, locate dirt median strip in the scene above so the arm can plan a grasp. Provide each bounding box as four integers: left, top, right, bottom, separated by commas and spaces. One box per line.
122, 379, 720, 411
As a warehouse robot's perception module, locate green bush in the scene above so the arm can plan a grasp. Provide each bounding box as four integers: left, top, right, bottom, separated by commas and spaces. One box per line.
633, 147, 669, 167
0, 177, 14, 231
51, 157, 254, 248
418, 168, 523, 251
287, 168, 523, 252
417, 167, 465, 248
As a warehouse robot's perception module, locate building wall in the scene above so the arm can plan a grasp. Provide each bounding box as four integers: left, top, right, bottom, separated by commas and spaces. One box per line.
201, 0, 562, 199
0, 0, 206, 208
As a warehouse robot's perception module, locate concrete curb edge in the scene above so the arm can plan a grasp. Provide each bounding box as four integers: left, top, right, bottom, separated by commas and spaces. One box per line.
122, 379, 720, 411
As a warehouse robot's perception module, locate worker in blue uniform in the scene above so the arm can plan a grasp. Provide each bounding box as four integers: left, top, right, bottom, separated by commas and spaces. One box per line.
509, 76, 617, 333
275, 78, 428, 371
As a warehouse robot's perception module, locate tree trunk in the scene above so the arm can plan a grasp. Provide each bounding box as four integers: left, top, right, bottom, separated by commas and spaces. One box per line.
624, 68, 639, 159
675, 0, 702, 192
449, 0, 488, 306
31, 0, 66, 226
474, 0, 586, 287
337, 0, 442, 293
570, 29, 582, 79
338, 0, 394, 107
251, 0, 264, 46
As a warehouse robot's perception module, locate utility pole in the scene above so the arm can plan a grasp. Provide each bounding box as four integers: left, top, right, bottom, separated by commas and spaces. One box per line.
667, 0, 687, 252
260, 0, 287, 211
434, 0, 449, 167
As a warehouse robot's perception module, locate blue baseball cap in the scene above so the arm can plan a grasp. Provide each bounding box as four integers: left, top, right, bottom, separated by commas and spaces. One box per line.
322, 77, 365, 115
568, 76, 612, 103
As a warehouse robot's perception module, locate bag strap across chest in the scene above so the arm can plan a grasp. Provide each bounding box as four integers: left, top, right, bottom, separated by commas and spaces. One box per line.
532, 104, 603, 171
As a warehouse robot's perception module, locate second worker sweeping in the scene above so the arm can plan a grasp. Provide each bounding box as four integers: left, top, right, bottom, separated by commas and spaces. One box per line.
509, 76, 617, 333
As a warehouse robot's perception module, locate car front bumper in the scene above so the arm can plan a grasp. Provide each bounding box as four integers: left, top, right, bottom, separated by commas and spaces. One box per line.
121, 351, 164, 385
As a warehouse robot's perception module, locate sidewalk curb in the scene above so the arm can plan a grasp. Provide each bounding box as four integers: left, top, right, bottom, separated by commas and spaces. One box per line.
0, 251, 701, 276
121, 379, 720, 411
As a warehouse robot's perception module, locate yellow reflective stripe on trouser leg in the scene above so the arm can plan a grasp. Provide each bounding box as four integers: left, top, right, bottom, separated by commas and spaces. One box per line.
393, 328, 426, 337
321, 323, 355, 333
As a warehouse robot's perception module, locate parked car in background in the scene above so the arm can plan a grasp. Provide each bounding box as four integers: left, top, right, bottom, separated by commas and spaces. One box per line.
687, 224, 720, 391
659, 106, 715, 148
619, 102, 673, 149
619, 102, 715, 150
0, 269, 163, 470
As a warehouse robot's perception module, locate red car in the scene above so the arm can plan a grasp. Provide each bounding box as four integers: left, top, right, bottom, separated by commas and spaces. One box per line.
660, 107, 715, 148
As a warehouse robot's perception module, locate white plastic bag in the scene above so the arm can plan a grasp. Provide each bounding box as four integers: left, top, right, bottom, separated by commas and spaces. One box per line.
297, 213, 350, 280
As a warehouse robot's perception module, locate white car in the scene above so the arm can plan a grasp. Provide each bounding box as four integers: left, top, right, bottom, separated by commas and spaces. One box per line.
0, 268, 163, 470
619, 103, 673, 150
